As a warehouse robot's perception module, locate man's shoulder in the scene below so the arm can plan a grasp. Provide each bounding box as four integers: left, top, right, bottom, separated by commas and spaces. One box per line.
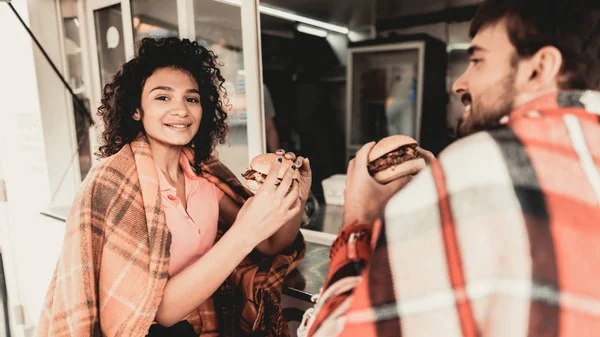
438, 127, 532, 180
386, 130, 517, 212
439, 129, 515, 164
385, 129, 522, 233
433, 131, 506, 179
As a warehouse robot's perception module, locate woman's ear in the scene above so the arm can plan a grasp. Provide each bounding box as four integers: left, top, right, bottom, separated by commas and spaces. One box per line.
133, 109, 141, 121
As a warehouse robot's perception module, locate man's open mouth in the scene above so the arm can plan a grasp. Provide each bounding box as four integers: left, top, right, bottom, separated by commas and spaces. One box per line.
461, 94, 472, 116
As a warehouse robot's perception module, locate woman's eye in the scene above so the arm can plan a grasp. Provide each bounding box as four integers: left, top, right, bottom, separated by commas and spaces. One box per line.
156, 96, 169, 101
469, 58, 482, 65
186, 97, 200, 103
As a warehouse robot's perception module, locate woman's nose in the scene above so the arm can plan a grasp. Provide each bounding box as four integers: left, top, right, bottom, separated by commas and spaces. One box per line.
169, 100, 189, 116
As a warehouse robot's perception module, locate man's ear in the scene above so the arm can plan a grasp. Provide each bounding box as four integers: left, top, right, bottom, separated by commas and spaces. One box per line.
133, 109, 142, 121
524, 46, 563, 91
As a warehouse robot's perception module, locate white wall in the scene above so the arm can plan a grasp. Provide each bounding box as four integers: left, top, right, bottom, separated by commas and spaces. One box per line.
0, 153, 24, 337
0, 1, 73, 335
27, 0, 81, 209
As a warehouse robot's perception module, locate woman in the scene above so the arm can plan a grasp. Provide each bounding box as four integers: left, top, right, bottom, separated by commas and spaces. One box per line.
34, 38, 311, 337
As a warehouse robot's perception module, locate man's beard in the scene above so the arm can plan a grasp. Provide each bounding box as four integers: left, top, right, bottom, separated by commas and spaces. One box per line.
458, 69, 517, 138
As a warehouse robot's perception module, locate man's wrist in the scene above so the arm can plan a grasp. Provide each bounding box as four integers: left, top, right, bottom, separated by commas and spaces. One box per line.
326, 223, 373, 286
343, 213, 377, 227
331, 223, 372, 256
343, 203, 382, 226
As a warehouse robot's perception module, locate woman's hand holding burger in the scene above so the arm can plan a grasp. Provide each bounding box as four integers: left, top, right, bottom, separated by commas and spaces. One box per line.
234, 159, 302, 247
242, 149, 312, 202
236, 149, 312, 253
276, 149, 312, 203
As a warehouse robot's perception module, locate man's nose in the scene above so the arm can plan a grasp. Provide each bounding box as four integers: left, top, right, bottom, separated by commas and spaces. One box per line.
452, 72, 468, 96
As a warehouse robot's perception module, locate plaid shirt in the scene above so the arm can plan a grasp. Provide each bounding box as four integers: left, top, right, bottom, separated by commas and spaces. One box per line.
34, 134, 305, 337
302, 91, 600, 337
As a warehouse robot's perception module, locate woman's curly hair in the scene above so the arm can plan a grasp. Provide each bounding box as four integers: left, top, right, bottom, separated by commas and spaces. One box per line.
96, 37, 228, 169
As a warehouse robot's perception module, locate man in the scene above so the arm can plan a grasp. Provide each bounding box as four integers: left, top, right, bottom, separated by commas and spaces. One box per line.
300, 0, 600, 336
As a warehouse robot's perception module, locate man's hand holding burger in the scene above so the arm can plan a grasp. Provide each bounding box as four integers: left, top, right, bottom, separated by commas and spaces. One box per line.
344, 137, 435, 226
344, 142, 410, 226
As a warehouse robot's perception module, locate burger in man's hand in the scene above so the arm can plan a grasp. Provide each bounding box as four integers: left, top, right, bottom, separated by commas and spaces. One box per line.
367, 135, 427, 184
242, 153, 299, 192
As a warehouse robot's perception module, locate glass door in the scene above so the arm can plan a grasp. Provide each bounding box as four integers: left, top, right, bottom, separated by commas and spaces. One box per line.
85, 0, 134, 145
188, 0, 264, 178
348, 45, 422, 146
346, 42, 425, 162
193, 0, 252, 177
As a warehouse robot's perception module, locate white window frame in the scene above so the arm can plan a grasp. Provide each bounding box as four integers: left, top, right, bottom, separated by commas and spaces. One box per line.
55, 0, 98, 176
240, 0, 266, 159
176, 0, 195, 39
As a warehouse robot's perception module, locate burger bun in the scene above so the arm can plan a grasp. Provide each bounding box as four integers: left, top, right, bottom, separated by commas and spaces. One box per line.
245, 179, 262, 193
373, 158, 426, 184
244, 153, 299, 191
368, 135, 418, 162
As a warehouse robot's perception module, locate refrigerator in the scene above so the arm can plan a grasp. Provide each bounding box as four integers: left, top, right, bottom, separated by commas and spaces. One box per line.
346, 34, 449, 162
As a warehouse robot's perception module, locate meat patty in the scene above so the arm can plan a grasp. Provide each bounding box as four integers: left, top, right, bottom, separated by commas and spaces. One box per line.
241, 169, 267, 182
367, 145, 422, 175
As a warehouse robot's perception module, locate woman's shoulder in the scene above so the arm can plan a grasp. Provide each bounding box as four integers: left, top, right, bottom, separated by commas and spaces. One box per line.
71, 146, 139, 220
80, 146, 136, 190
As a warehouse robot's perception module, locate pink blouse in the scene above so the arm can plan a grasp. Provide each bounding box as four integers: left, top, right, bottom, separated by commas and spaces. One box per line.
156, 153, 224, 276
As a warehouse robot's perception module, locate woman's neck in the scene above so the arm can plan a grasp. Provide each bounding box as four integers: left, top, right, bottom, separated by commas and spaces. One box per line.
149, 140, 183, 184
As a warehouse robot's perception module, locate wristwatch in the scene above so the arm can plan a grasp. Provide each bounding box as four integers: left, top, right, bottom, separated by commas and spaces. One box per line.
330, 222, 372, 261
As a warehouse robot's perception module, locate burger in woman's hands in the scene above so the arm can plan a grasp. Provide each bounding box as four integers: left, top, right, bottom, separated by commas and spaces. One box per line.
242, 153, 299, 192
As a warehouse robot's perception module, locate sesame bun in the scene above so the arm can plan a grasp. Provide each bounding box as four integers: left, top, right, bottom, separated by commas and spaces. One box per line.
368, 135, 418, 162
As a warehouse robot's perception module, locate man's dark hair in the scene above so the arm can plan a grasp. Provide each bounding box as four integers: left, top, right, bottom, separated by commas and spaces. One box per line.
470, 0, 600, 90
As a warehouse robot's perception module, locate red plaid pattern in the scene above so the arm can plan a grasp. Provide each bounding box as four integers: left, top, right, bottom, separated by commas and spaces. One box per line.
303, 91, 600, 337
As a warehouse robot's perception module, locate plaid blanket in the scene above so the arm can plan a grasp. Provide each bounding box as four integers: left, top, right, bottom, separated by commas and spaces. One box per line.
303, 90, 600, 337
34, 134, 305, 337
